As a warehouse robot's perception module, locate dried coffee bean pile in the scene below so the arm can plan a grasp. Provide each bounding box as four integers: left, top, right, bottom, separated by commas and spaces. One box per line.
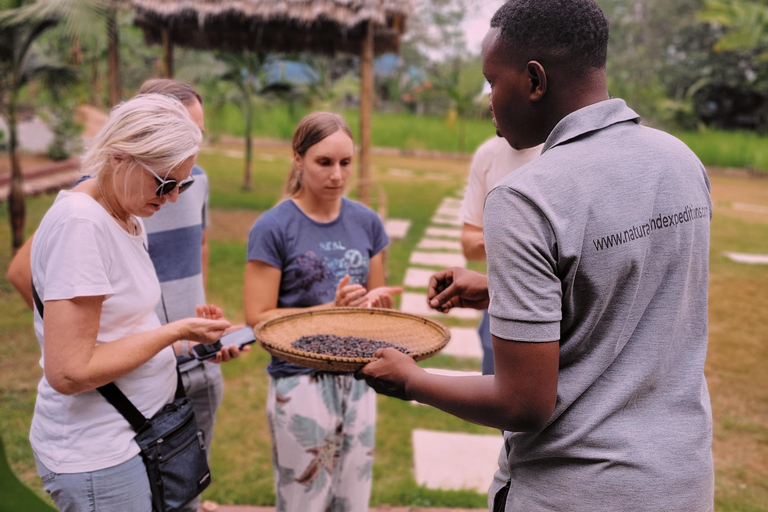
292, 334, 411, 358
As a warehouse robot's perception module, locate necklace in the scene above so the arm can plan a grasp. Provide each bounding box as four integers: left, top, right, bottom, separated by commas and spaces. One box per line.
97, 176, 135, 234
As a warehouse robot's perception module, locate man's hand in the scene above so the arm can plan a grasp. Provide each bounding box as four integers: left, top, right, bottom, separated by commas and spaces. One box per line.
427, 268, 489, 312
355, 347, 423, 401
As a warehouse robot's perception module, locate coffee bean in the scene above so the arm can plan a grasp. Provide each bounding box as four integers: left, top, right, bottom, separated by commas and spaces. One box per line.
292, 334, 411, 358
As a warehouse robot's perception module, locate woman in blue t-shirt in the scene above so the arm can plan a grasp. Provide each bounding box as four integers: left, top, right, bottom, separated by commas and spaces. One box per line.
244, 112, 400, 512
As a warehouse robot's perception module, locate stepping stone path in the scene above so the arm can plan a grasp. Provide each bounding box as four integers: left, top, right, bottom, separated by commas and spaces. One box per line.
443, 327, 483, 359
404, 268, 436, 289
417, 238, 463, 251
385, 219, 412, 240
401, 292, 480, 320
412, 429, 503, 494
732, 202, 768, 214
395, 191, 497, 495
431, 214, 463, 227
725, 252, 768, 264
425, 227, 463, 239
409, 251, 467, 268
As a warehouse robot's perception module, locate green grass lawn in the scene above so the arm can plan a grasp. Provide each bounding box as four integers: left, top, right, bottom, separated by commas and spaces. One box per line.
208, 102, 768, 174
1, 144, 767, 511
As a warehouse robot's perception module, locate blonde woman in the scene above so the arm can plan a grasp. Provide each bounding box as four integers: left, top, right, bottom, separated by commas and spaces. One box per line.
244, 112, 400, 512
29, 94, 230, 511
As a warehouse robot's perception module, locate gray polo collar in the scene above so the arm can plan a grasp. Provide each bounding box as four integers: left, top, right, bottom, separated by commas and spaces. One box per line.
542, 98, 641, 155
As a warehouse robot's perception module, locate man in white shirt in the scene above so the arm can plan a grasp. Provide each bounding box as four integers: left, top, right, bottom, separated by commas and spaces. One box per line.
460, 135, 541, 374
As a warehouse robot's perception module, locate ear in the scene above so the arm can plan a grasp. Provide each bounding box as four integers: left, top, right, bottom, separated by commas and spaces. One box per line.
109, 151, 127, 169
527, 61, 547, 102
293, 151, 303, 170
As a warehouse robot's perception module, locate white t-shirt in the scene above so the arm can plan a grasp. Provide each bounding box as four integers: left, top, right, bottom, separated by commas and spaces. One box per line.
30, 190, 177, 473
460, 137, 543, 227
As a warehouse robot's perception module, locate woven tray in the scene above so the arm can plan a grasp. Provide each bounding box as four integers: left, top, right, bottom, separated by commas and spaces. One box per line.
253, 307, 451, 372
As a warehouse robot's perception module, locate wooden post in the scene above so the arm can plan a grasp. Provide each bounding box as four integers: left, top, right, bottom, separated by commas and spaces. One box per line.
162, 28, 174, 78
107, 6, 121, 107
359, 20, 374, 207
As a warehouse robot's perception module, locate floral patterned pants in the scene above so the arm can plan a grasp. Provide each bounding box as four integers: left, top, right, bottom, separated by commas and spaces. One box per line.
267, 373, 376, 512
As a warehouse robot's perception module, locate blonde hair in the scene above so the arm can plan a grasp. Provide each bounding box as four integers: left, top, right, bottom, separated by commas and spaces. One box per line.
81, 93, 202, 181
284, 112, 353, 198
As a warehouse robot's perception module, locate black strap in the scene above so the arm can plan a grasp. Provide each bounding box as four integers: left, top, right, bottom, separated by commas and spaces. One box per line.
32, 280, 44, 318
31, 280, 185, 433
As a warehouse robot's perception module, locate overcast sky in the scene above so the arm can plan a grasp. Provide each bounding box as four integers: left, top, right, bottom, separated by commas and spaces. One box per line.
463, 1, 505, 54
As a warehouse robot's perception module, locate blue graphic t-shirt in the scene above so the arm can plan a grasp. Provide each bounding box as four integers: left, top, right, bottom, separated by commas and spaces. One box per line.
247, 197, 389, 378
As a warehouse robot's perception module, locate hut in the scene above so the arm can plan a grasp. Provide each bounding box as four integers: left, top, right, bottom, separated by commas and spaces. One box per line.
132, 0, 414, 205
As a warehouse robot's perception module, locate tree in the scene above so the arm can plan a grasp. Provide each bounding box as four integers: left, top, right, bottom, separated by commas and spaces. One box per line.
214, 51, 297, 190
0, 0, 98, 251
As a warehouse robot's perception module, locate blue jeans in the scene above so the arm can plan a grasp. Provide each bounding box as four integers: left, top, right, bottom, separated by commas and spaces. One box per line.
479, 310, 495, 375
34, 453, 152, 512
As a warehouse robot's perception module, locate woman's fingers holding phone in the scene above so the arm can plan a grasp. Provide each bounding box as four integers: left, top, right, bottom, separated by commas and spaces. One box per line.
179, 317, 231, 344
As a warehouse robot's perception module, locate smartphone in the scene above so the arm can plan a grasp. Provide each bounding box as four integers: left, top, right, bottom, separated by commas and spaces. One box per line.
192, 327, 256, 361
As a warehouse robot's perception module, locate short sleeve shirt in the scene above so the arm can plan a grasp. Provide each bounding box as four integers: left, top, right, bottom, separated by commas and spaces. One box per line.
247, 198, 389, 378
459, 137, 542, 228
485, 99, 713, 511
142, 166, 209, 368
29, 191, 177, 473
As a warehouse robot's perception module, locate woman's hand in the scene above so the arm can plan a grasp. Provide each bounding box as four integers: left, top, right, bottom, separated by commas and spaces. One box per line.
334, 275, 368, 307
361, 286, 403, 309
174, 304, 231, 344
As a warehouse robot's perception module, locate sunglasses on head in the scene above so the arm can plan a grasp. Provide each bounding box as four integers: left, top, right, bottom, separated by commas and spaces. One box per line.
136, 160, 195, 197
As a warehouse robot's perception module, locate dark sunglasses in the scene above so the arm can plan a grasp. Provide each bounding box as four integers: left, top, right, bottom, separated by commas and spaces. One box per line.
137, 160, 195, 197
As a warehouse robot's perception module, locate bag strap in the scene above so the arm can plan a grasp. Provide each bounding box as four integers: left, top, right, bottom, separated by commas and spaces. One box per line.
31, 280, 186, 433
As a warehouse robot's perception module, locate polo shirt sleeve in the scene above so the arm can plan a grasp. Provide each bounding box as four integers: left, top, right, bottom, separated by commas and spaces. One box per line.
484, 186, 562, 342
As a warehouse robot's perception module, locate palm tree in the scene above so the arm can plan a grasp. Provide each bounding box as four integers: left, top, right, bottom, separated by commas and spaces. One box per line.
0, 0, 101, 251
216, 51, 296, 190
698, 0, 768, 54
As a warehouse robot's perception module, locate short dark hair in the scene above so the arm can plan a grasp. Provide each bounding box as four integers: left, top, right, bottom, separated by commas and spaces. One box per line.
490, 0, 609, 71
139, 79, 203, 107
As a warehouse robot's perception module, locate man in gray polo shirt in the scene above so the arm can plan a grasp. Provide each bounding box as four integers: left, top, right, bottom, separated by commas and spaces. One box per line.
357, 1, 713, 511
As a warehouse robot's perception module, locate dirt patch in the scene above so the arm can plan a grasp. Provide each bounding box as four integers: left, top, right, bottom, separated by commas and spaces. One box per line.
0, 153, 57, 174
209, 209, 260, 242
710, 174, 768, 225
75, 105, 108, 139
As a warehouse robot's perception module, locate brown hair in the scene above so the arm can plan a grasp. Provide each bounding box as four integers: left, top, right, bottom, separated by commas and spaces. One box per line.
138, 79, 203, 107
284, 112, 354, 198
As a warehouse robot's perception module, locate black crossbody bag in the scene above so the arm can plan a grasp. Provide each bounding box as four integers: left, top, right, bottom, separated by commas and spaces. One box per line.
32, 284, 212, 512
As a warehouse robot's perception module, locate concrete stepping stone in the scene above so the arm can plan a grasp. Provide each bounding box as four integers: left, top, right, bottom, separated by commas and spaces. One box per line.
732, 202, 768, 214
725, 252, 768, 264
431, 215, 463, 227
411, 369, 483, 406
424, 172, 452, 181
417, 239, 463, 251
424, 368, 482, 377
444, 327, 483, 359
442, 197, 464, 208
436, 206, 463, 218
400, 292, 480, 320
404, 268, 436, 289
425, 227, 462, 239
410, 251, 467, 268
384, 218, 412, 240
412, 429, 503, 493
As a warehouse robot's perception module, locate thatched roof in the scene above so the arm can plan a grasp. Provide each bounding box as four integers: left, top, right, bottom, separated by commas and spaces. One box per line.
133, 0, 414, 55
